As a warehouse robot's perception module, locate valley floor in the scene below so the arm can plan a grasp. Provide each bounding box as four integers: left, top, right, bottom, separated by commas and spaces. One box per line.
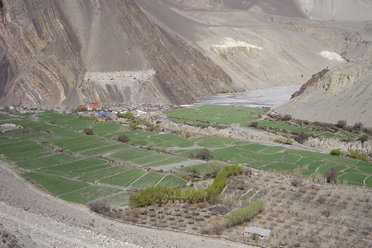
0, 160, 255, 248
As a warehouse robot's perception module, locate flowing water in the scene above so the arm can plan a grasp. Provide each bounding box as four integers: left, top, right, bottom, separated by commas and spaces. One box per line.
195, 85, 301, 108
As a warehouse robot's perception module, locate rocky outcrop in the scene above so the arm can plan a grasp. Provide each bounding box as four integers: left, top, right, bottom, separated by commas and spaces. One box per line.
296, 0, 372, 21
291, 69, 329, 99
0, 0, 233, 107
276, 44, 372, 127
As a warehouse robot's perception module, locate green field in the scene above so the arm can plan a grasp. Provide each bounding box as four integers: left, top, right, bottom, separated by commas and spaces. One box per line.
164, 105, 264, 127
0, 109, 371, 209
165, 105, 370, 141
0, 112, 190, 207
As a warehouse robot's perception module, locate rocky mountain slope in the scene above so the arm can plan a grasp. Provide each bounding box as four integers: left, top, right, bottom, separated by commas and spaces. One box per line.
1, 0, 372, 109
276, 49, 372, 127
0, 0, 233, 107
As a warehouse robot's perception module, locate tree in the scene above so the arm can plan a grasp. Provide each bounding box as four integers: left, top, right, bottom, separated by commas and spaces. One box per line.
196, 149, 213, 160
324, 168, 337, 183
336, 120, 347, 129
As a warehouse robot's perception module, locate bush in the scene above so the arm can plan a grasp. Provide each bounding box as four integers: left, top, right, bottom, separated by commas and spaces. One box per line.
353, 122, 363, 131
291, 178, 302, 187
129, 186, 180, 207
117, 112, 135, 120
364, 128, 372, 135
118, 134, 129, 143
181, 188, 207, 203
201, 219, 227, 235
250, 121, 258, 128
129, 122, 141, 130
225, 200, 265, 227
330, 149, 342, 156
138, 119, 157, 131
349, 150, 369, 161
282, 114, 292, 121
75, 106, 87, 112
195, 149, 213, 160
129, 165, 243, 207
359, 135, 368, 144
294, 132, 310, 144
206, 165, 243, 201
336, 120, 347, 129
324, 168, 337, 183
204, 161, 224, 178
186, 167, 201, 178
274, 138, 293, 145
84, 127, 94, 135
88, 198, 110, 214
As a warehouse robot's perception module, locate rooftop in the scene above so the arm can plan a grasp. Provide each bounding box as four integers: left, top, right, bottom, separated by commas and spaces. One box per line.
243, 226, 270, 237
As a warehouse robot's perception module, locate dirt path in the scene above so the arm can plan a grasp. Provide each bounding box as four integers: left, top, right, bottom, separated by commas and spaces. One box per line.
0, 160, 255, 248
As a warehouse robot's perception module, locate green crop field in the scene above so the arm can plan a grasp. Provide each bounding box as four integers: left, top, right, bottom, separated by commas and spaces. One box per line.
99, 168, 146, 187
165, 105, 264, 127
0, 109, 371, 210
0, 112, 190, 206
165, 105, 370, 141
130, 172, 165, 189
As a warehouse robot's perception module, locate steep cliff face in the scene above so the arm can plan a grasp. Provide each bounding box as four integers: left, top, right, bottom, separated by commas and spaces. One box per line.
0, 0, 85, 107
0, 0, 233, 107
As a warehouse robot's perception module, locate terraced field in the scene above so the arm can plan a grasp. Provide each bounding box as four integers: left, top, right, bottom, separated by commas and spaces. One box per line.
0, 110, 371, 210
0, 112, 188, 206
165, 105, 369, 141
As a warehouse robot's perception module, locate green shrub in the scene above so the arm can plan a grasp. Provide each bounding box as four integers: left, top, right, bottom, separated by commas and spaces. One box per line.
129, 165, 243, 207
129, 122, 141, 130
225, 200, 265, 227
117, 112, 135, 120
118, 134, 129, 143
204, 161, 224, 178
349, 150, 369, 161
129, 186, 180, 207
186, 168, 201, 178
330, 149, 342, 156
206, 165, 243, 200
181, 188, 207, 203
75, 106, 87, 112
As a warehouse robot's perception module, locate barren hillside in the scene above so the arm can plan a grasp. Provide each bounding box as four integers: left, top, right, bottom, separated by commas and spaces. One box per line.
1, 0, 371, 108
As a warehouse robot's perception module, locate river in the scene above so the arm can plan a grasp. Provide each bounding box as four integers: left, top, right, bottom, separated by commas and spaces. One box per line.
195, 85, 301, 108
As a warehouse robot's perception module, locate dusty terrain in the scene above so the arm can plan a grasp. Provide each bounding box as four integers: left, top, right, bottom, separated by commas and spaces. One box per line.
1, 0, 371, 108
96, 163, 372, 247
0, 160, 255, 248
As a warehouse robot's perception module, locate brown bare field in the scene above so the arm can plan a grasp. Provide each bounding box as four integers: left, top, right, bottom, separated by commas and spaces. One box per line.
110, 168, 372, 247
